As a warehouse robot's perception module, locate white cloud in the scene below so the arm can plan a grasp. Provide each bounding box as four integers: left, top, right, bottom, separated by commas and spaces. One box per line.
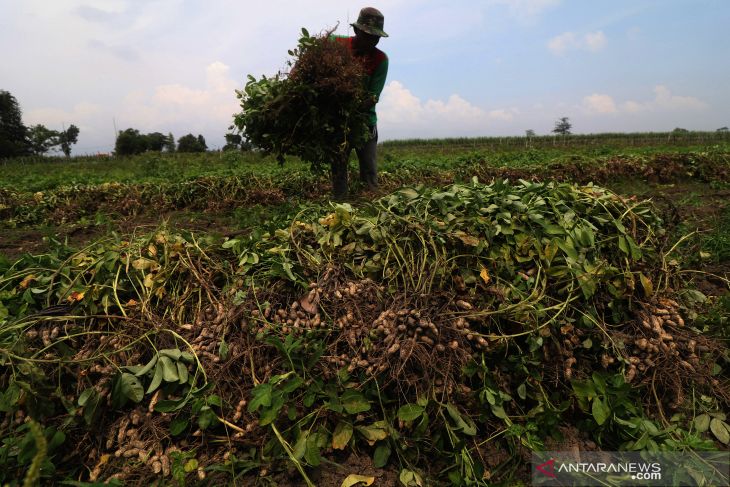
378, 81, 515, 138
547, 32, 576, 55
548, 30, 607, 55
652, 85, 706, 110
488, 0, 561, 19
488, 109, 519, 121
584, 31, 607, 51
115, 61, 239, 146
623, 101, 645, 114
583, 94, 617, 114
581, 86, 706, 118
622, 85, 707, 113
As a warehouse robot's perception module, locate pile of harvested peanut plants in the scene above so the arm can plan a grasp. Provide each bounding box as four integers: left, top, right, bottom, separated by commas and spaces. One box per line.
0, 179, 727, 485
233, 28, 372, 171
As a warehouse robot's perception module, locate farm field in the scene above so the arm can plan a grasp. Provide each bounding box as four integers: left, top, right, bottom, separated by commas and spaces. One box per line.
1, 136, 729, 486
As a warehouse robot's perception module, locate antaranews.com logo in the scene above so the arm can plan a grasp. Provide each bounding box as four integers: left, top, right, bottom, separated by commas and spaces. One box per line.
536, 457, 662, 481
532, 451, 729, 486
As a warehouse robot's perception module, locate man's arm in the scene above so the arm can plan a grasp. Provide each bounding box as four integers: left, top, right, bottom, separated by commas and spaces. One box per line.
369, 57, 389, 103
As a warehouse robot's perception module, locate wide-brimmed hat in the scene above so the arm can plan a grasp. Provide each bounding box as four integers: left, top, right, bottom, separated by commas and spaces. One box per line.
351, 7, 388, 37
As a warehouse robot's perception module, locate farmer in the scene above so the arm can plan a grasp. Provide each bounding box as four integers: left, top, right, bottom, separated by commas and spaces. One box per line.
331, 7, 389, 199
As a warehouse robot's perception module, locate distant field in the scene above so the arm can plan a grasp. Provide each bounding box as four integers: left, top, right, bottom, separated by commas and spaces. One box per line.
1, 131, 729, 192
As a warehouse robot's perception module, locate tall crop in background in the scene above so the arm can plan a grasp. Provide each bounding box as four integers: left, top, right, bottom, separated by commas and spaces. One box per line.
233, 29, 372, 178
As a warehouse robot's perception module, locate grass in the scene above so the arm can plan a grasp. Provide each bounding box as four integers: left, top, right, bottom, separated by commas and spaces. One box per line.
702, 204, 730, 263
2, 134, 729, 192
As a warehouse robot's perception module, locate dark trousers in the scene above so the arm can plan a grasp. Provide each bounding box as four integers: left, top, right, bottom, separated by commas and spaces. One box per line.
331, 125, 378, 199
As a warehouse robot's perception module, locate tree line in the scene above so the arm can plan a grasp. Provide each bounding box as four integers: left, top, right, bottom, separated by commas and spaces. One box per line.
114, 129, 252, 155
113, 129, 209, 155
1, 90, 79, 158
0, 89, 225, 158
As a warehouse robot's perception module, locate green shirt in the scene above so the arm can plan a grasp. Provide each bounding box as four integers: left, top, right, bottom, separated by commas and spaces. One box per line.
333, 36, 389, 125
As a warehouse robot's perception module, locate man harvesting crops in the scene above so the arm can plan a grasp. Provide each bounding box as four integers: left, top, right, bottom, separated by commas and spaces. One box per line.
331, 7, 389, 198
234, 9, 389, 200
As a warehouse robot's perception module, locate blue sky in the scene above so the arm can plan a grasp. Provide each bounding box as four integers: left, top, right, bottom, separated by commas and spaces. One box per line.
1, 0, 728, 154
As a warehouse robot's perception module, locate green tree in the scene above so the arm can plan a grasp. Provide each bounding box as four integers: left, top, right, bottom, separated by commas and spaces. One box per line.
58, 124, 79, 157
525, 129, 536, 138
223, 132, 243, 151
164, 132, 175, 152
145, 132, 168, 152
115, 128, 148, 155
0, 90, 31, 158
552, 117, 572, 136
28, 124, 80, 156
28, 124, 59, 155
177, 133, 207, 153
716, 127, 728, 132
196, 134, 207, 151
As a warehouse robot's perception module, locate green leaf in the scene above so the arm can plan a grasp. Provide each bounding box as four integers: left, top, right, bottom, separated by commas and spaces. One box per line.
592, 399, 610, 426
618, 235, 629, 255
398, 188, 420, 200
627, 235, 643, 260
197, 406, 217, 430
341, 390, 371, 414
0, 383, 20, 412
543, 224, 565, 235
490, 404, 508, 420
119, 373, 144, 403
304, 433, 321, 466
571, 380, 597, 399
146, 362, 164, 394
169, 417, 188, 436
373, 442, 391, 468
341, 474, 375, 487
639, 273, 654, 297
397, 404, 424, 422
78, 389, 100, 426
399, 469, 424, 486
248, 383, 273, 412
446, 403, 477, 435
710, 418, 730, 445
134, 355, 158, 377
176, 361, 189, 385
221, 238, 239, 249
180, 351, 195, 363
159, 348, 182, 361
207, 394, 222, 408
77, 388, 96, 407
332, 422, 353, 450
356, 421, 389, 446
591, 372, 607, 394
557, 238, 579, 262
258, 394, 285, 426
293, 432, 308, 460
218, 340, 229, 361
184, 458, 198, 473
155, 396, 192, 413
543, 238, 559, 262
159, 356, 179, 383
517, 383, 527, 400
694, 414, 710, 433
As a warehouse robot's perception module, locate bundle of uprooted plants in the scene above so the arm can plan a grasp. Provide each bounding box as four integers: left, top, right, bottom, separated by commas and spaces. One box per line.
1, 179, 728, 485
233, 28, 372, 172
